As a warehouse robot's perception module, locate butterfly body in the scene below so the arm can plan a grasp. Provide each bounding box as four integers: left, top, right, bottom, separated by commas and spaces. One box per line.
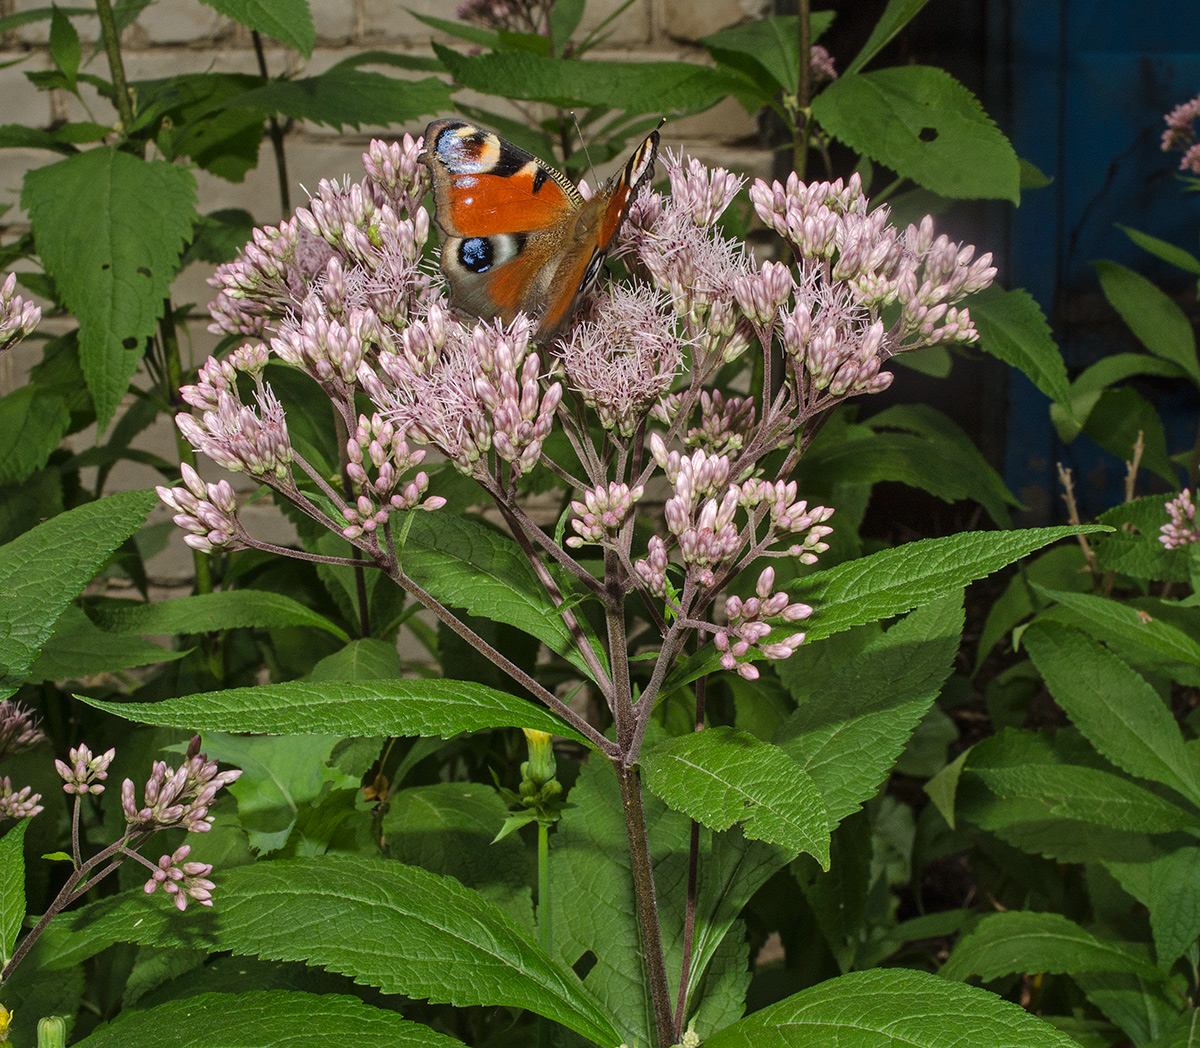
421, 119, 660, 341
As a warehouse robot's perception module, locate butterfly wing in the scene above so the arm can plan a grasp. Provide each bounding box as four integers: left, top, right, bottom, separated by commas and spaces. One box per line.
421, 119, 659, 341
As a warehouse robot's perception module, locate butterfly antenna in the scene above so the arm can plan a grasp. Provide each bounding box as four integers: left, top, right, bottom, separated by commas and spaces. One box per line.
569, 110, 598, 185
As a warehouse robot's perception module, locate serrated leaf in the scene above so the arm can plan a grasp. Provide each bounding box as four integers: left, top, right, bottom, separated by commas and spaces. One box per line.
56, 856, 619, 1045
1054, 353, 1186, 440
941, 911, 1163, 984
973, 763, 1193, 833
795, 526, 1104, 642
1080, 386, 1177, 483
23, 150, 197, 427
642, 727, 829, 863
0, 489, 157, 698
777, 593, 963, 825
233, 70, 451, 129
0, 820, 28, 965
48, 6, 80, 85
970, 285, 1071, 407
1094, 495, 1193, 583
73, 989, 471, 1046
811, 66, 1020, 202
434, 44, 741, 115
705, 966, 1079, 1047
1105, 847, 1200, 969
25, 605, 183, 683
0, 386, 71, 486
1034, 585, 1200, 678
89, 590, 350, 642
199, 0, 315, 58
309, 638, 399, 681
403, 513, 606, 680
1022, 621, 1200, 805
382, 782, 532, 926
75, 676, 592, 747
1094, 260, 1200, 386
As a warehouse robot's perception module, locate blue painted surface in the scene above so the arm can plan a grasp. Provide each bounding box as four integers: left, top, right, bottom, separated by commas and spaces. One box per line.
1000, 0, 1200, 519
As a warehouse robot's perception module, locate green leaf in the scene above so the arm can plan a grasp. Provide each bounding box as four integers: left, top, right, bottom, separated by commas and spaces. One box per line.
973, 545, 1089, 674
1094, 260, 1200, 386
1052, 353, 1186, 441
89, 590, 350, 642
940, 911, 1163, 984
25, 605, 183, 684
777, 592, 963, 825
1079, 387, 1177, 484
59, 857, 619, 1045
642, 727, 830, 863
233, 71, 452, 129
1105, 847, 1200, 969
0, 489, 157, 698
1033, 585, 1200, 678
73, 989, 470, 1046
308, 638, 400, 681
1022, 621, 1200, 805
847, 0, 935, 74
970, 285, 1071, 408
0, 386, 71, 486
701, 14, 836, 96
0, 820, 28, 965
796, 526, 1105, 642
0, 124, 78, 155
382, 782, 532, 927
1094, 495, 1194, 583
403, 513, 606, 680
0, 7, 90, 34
23, 149, 197, 427
705, 966, 1078, 1047
972, 763, 1194, 833
811, 66, 1020, 202
199, 0, 315, 58
1119, 224, 1200, 276
75, 677, 592, 746
433, 44, 740, 115
48, 6, 81, 85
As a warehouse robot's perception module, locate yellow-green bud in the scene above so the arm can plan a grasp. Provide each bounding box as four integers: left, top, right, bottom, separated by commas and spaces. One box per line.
38, 1015, 67, 1048
521, 729, 555, 785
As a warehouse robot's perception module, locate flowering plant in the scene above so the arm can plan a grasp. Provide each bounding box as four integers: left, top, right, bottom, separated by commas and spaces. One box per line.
94, 132, 1090, 1047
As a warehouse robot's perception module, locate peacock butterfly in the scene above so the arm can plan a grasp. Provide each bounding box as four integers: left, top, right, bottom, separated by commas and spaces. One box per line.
420, 119, 660, 342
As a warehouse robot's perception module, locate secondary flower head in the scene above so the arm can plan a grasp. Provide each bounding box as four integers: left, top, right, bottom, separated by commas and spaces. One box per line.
144, 844, 216, 912
0, 777, 42, 821
1162, 94, 1200, 176
122, 735, 241, 834
1160, 489, 1199, 548
0, 273, 40, 356
0, 701, 45, 762
55, 743, 115, 795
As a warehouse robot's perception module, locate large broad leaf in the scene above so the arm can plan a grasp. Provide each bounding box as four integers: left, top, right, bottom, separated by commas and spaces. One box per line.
25, 606, 184, 684
0, 387, 71, 487
89, 590, 349, 642
776, 592, 962, 825
434, 44, 741, 115
811, 66, 1020, 202
1106, 847, 1200, 970
941, 911, 1163, 984
199, 0, 315, 58
74, 990, 464, 1047
52, 856, 619, 1045
705, 966, 1078, 1047
1034, 585, 1200, 682
970, 286, 1071, 408
972, 763, 1194, 834
1093, 496, 1194, 584
1094, 260, 1200, 387
797, 526, 1103, 642
0, 489, 157, 699
23, 150, 197, 427
0, 820, 27, 966
76, 677, 593, 747
1023, 621, 1200, 805
233, 71, 452, 129
641, 727, 830, 863
403, 513, 606, 680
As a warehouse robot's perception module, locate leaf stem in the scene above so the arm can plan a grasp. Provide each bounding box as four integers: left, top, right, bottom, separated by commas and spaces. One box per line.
94, 0, 135, 137
252, 30, 291, 216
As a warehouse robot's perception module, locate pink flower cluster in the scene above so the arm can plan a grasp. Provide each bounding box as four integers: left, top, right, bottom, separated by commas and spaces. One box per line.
0, 272, 40, 355
1162, 94, 1200, 176
1160, 489, 1199, 549
715, 567, 813, 680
